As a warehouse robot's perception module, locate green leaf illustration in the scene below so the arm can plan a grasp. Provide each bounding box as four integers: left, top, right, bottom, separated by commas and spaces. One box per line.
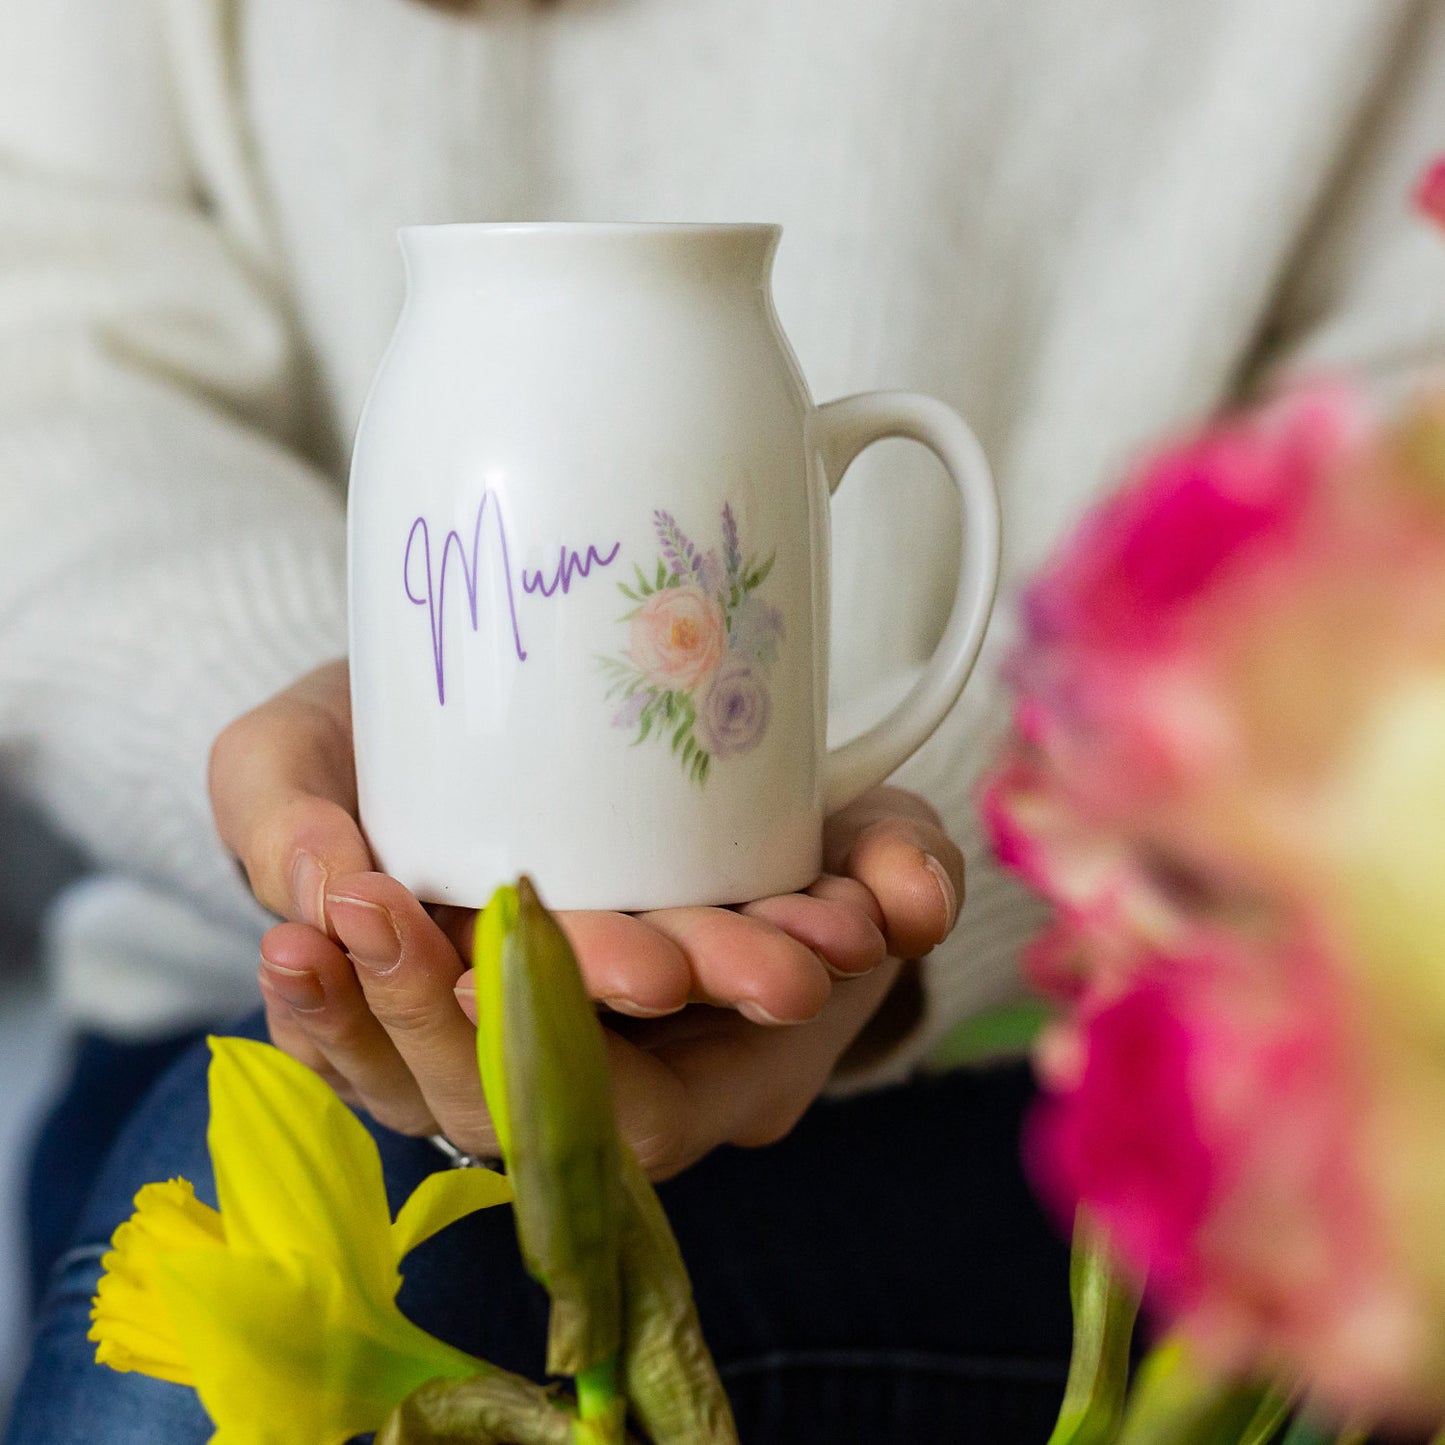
742, 554, 774, 592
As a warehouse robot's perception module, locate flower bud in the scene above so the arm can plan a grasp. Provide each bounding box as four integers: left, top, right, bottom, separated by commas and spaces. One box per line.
474, 879, 623, 1379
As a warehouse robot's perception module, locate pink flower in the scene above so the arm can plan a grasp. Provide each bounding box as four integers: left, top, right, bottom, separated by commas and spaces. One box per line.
628, 586, 725, 692
986, 384, 1445, 1424
1415, 156, 1445, 230
1024, 932, 1428, 1417
1023, 388, 1354, 656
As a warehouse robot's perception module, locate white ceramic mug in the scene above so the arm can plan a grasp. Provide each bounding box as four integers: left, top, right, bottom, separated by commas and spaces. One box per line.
349, 223, 999, 911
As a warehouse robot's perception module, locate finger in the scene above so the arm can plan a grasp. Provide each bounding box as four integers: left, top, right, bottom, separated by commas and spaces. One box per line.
823, 786, 944, 856
433, 906, 694, 1020
209, 660, 372, 930
259, 921, 437, 1134
632, 906, 834, 1025
807, 873, 886, 932
326, 872, 498, 1155
738, 882, 887, 978
832, 815, 964, 959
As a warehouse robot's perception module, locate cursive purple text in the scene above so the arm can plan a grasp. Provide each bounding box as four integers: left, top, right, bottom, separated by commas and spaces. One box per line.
403, 493, 620, 704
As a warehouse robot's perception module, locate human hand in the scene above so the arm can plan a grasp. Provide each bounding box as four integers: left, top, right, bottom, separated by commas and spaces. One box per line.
210, 659, 965, 1170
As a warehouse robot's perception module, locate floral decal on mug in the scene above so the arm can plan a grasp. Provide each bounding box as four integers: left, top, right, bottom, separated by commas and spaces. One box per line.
599, 504, 783, 785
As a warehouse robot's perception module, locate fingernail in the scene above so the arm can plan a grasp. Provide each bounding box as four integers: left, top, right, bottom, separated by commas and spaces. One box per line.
738, 999, 789, 1026
292, 852, 328, 931
327, 895, 402, 973
925, 854, 959, 937
261, 961, 325, 1012
600, 997, 685, 1019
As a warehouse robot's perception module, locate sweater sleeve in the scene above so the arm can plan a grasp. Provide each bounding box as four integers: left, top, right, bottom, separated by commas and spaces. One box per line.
0, 0, 348, 943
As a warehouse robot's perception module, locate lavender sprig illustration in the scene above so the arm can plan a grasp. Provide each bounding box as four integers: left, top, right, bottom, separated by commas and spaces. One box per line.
721, 503, 742, 588
653, 509, 700, 584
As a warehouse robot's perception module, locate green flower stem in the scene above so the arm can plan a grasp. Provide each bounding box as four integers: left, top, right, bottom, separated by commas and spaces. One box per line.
1046, 1213, 1140, 1445
575, 1354, 622, 1438
1276, 1423, 1332, 1445
1236, 1388, 1294, 1445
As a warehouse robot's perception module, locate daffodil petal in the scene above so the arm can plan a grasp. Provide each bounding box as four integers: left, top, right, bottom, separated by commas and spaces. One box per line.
89, 1178, 224, 1387
390, 1167, 514, 1262
205, 1038, 395, 1299
156, 1247, 483, 1445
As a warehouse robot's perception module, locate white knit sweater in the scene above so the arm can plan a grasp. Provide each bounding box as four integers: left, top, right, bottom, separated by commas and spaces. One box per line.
1, 0, 1442, 1061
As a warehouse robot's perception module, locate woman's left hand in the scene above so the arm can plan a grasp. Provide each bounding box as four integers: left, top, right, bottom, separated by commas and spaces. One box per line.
256, 785, 962, 1177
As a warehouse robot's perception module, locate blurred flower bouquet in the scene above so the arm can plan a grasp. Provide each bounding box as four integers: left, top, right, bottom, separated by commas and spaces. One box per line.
984, 164, 1445, 1442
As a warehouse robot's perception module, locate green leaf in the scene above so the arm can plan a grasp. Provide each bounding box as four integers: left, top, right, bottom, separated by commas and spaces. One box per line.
615, 1148, 738, 1444
617, 584, 640, 603
378, 1370, 575, 1445
1045, 1216, 1139, 1445
1116, 1340, 1279, 1445
931, 1000, 1054, 1068
634, 563, 654, 597
655, 560, 667, 590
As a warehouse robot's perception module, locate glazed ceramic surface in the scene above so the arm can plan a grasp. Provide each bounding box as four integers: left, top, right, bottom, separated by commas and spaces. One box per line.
349, 223, 999, 910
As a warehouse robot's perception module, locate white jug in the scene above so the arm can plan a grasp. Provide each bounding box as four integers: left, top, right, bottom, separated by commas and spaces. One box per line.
349, 223, 999, 911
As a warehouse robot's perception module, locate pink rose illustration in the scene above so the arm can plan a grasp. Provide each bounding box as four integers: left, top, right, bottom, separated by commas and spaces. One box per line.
628, 586, 725, 692
697, 663, 770, 759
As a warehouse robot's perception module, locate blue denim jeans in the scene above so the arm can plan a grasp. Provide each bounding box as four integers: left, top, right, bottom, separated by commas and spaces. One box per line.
5, 1010, 1071, 1444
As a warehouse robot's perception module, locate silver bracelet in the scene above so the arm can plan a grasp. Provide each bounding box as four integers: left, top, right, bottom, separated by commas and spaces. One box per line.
427, 1133, 498, 1170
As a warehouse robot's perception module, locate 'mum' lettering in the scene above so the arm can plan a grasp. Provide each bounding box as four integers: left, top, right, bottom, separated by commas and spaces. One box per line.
403, 493, 620, 704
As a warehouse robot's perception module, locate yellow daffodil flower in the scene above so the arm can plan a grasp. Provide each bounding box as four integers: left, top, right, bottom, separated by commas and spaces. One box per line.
90, 1036, 513, 1445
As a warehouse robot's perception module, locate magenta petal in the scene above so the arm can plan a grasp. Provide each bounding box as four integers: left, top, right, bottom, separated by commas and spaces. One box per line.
1028, 987, 1214, 1298
1415, 156, 1445, 229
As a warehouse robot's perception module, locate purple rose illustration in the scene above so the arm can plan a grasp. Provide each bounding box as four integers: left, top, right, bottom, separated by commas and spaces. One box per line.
697, 663, 771, 759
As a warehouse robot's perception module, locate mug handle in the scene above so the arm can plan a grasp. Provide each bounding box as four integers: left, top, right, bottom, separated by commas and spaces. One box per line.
812, 391, 1001, 815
